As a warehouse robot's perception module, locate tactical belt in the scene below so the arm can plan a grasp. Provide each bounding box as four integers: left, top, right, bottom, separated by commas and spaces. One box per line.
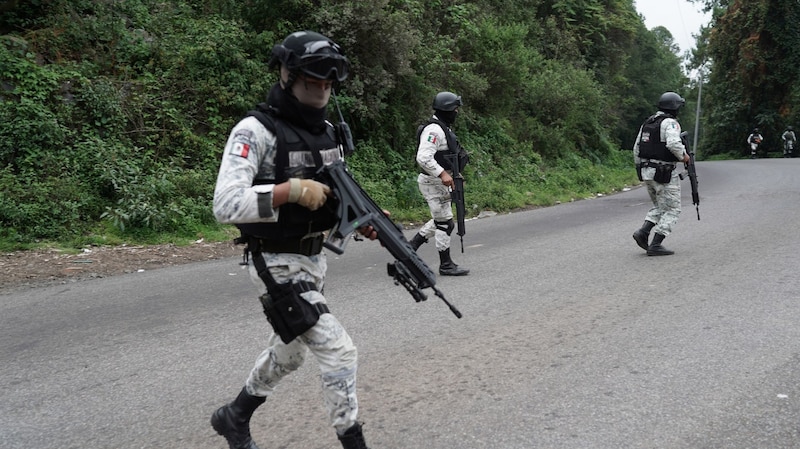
640, 160, 676, 169
250, 234, 325, 256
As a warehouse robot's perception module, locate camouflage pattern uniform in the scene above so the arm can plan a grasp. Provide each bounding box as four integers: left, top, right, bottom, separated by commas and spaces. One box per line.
213, 116, 360, 435
416, 119, 455, 251
781, 128, 795, 157
632, 111, 687, 237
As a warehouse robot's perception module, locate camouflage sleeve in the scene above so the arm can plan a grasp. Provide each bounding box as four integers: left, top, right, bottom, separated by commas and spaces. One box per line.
662, 118, 686, 160
416, 123, 446, 176
213, 117, 280, 224
633, 125, 643, 163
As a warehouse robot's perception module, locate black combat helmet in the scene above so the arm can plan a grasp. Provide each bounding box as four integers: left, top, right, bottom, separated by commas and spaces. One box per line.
432, 91, 462, 111
269, 31, 349, 83
432, 91, 462, 126
658, 91, 685, 114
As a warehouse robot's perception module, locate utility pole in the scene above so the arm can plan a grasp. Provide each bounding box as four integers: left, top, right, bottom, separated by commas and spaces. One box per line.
692, 67, 703, 155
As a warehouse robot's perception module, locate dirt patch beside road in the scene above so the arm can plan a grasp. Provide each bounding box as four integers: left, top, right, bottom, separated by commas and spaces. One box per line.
0, 240, 242, 294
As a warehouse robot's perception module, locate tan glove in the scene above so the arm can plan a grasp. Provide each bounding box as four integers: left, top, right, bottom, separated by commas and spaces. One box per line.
287, 178, 330, 211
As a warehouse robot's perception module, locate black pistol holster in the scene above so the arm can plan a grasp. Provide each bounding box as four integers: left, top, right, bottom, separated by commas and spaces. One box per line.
243, 237, 329, 344
641, 160, 675, 184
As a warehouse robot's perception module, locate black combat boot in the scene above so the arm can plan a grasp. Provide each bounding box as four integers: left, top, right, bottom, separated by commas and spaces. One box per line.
632, 221, 655, 250
438, 248, 469, 276
211, 387, 266, 449
338, 423, 370, 449
646, 233, 674, 256
409, 233, 427, 251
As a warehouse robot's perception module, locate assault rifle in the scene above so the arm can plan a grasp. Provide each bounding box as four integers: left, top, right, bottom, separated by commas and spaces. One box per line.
680, 131, 700, 220
445, 153, 466, 252
318, 160, 463, 319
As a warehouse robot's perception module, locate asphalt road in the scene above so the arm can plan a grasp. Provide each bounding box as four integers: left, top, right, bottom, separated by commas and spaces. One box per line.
2, 159, 800, 449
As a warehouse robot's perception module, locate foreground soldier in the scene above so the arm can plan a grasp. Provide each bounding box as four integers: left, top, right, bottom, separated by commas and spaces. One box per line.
408, 91, 470, 275
632, 91, 691, 256
211, 30, 372, 449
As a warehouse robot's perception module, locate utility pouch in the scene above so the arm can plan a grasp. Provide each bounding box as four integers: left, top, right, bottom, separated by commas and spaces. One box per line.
653, 164, 674, 184
259, 282, 328, 344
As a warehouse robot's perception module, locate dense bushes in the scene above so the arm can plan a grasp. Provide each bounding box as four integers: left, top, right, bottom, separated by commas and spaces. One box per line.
0, 0, 683, 248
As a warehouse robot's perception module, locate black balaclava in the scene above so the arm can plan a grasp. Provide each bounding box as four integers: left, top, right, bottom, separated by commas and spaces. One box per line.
435, 109, 457, 127
266, 83, 328, 135
659, 109, 678, 118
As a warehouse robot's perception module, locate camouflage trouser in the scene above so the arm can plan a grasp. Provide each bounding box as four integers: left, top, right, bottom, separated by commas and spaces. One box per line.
244, 251, 359, 434
641, 167, 682, 236
417, 173, 453, 251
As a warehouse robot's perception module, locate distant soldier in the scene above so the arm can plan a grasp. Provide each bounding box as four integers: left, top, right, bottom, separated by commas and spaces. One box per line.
747, 128, 763, 159
408, 91, 470, 276
632, 92, 691, 256
781, 126, 796, 158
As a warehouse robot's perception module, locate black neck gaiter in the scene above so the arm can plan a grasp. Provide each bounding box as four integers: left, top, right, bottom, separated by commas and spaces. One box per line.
435, 110, 457, 127
266, 84, 328, 134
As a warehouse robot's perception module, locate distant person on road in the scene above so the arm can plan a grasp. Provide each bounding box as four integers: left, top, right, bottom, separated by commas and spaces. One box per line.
781, 126, 796, 158
747, 128, 763, 159
407, 91, 470, 276
632, 91, 691, 256
210, 30, 374, 449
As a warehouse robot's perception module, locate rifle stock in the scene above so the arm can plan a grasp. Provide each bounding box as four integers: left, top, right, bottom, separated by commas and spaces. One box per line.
319, 160, 462, 318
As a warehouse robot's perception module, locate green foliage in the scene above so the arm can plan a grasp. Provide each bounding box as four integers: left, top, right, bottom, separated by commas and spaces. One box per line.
96, 148, 215, 233
0, 0, 685, 249
0, 168, 101, 243
701, 0, 800, 157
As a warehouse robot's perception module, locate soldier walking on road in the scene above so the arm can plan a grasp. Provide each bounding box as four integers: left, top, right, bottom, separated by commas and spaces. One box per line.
632, 92, 691, 256
747, 128, 763, 159
408, 91, 470, 276
210, 30, 374, 449
782, 126, 796, 158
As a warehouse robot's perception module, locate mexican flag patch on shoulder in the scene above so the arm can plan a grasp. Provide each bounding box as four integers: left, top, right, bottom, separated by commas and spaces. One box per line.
231, 142, 250, 158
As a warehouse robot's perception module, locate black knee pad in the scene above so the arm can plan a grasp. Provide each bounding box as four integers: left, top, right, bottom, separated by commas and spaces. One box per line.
434, 219, 455, 235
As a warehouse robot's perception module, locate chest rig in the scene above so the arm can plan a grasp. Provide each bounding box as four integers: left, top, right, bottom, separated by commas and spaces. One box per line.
236, 104, 341, 240
638, 114, 679, 162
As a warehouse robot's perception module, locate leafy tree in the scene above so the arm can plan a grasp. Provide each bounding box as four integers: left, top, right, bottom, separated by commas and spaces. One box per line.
699, 0, 800, 157
0, 0, 682, 245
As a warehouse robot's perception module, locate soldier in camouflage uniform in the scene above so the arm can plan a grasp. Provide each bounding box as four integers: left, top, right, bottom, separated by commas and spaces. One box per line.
781, 126, 795, 157
210, 31, 372, 449
408, 92, 470, 276
632, 92, 691, 256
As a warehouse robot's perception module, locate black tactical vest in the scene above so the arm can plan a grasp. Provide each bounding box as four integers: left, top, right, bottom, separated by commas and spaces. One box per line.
416, 118, 469, 172
236, 105, 341, 240
638, 114, 680, 162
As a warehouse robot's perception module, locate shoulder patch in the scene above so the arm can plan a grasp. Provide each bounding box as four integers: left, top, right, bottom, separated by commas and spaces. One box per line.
426, 133, 438, 144
231, 142, 250, 158
229, 129, 255, 158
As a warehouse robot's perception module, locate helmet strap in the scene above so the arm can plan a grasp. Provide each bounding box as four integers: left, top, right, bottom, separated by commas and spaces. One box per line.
279, 66, 298, 91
